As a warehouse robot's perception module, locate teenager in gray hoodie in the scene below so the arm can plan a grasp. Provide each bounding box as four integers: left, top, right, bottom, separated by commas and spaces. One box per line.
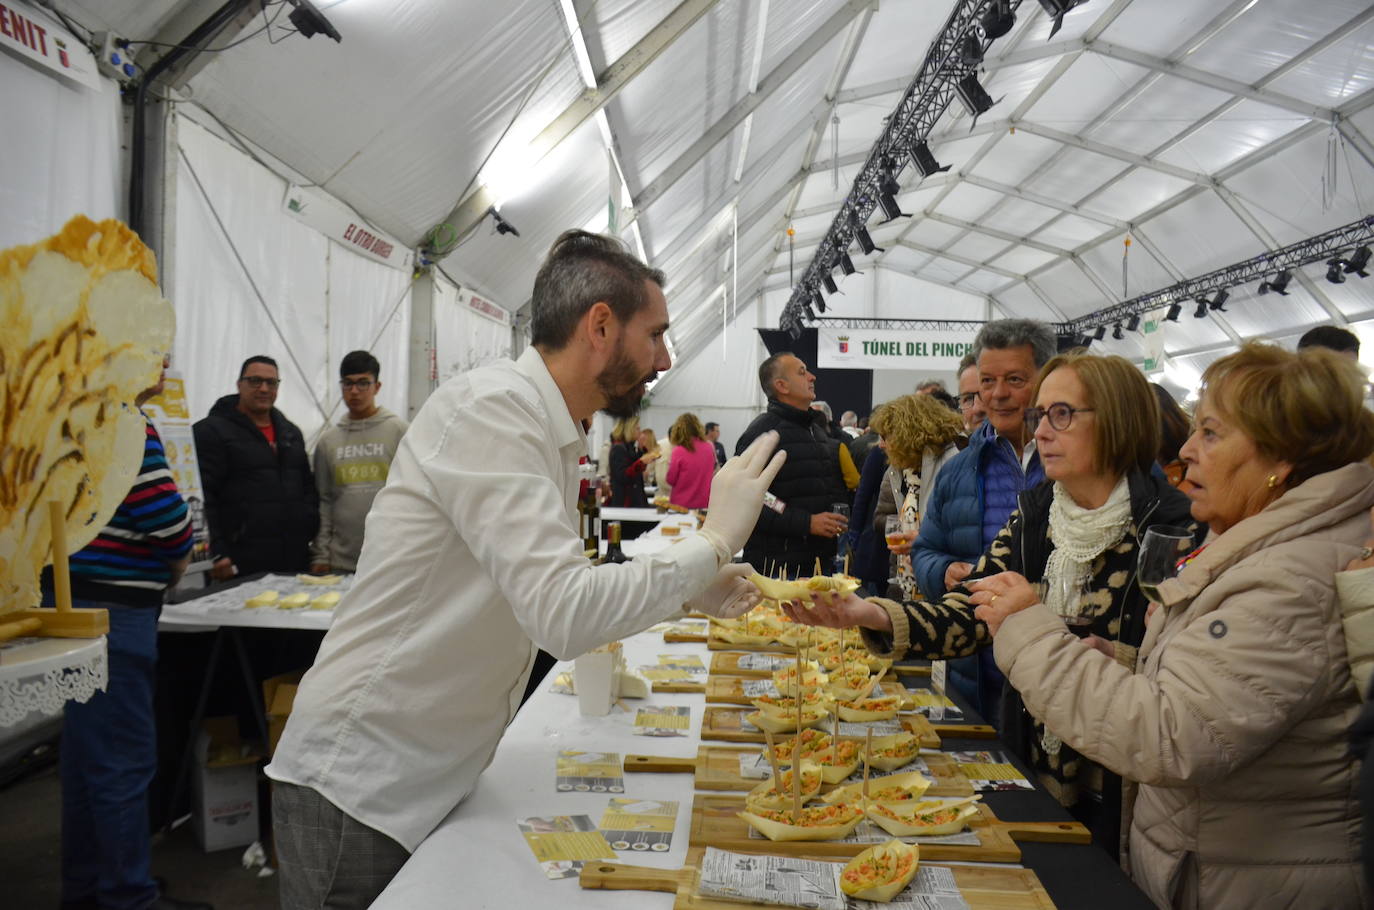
310, 350, 409, 573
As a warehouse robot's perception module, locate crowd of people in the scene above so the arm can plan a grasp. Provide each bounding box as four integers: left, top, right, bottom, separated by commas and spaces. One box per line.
51, 222, 1374, 910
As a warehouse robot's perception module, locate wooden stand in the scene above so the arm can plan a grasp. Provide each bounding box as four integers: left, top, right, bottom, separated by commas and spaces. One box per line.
0, 502, 108, 642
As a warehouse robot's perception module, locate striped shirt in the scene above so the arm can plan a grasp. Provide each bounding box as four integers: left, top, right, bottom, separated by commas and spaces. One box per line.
64, 414, 193, 606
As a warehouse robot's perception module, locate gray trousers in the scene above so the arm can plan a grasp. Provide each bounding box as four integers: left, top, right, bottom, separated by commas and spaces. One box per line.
273, 781, 411, 910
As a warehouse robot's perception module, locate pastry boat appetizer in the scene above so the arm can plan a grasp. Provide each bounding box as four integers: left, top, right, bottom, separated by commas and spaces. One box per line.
747, 573, 862, 604
822, 770, 932, 807
751, 690, 834, 719
863, 733, 922, 772
813, 739, 862, 783
745, 706, 829, 734
840, 840, 919, 902
866, 797, 982, 837
826, 668, 879, 701
737, 803, 865, 842
837, 695, 902, 722
765, 729, 831, 765
744, 762, 823, 810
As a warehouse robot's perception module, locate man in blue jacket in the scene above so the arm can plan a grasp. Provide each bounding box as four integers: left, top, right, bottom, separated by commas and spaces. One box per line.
911, 319, 1056, 724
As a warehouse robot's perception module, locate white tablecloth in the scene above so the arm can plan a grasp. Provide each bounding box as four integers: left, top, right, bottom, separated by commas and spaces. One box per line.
159, 573, 350, 632
374, 628, 709, 909
0, 635, 107, 727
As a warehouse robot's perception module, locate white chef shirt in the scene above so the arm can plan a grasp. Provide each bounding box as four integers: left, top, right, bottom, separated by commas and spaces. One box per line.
266, 348, 719, 851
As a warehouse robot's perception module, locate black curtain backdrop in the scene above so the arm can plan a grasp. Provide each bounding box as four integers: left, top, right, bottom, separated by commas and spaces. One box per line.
757, 328, 874, 423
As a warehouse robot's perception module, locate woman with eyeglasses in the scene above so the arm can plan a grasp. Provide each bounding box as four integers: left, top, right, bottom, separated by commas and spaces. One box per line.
783, 351, 1199, 853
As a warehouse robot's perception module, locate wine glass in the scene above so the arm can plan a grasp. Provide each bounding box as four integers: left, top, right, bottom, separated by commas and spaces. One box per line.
1137, 526, 1194, 604
884, 516, 906, 550
1038, 574, 1094, 638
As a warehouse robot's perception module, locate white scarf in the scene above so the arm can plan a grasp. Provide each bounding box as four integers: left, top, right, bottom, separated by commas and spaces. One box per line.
1043, 476, 1132, 617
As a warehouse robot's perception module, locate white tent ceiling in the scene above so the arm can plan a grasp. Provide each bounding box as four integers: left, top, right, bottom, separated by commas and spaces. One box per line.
61, 0, 1374, 385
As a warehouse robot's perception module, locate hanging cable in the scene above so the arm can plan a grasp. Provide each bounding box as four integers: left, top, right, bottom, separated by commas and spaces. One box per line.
1323, 118, 1341, 212
1122, 234, 1131, 299
831, 113, 841, 192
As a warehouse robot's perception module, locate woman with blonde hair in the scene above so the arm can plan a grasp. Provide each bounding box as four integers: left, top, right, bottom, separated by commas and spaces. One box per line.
666, 412, 714, 509
970, 343, 1374, 907
637, 427, 671, 499
607, 416, 654, 507
868, 394, 966, 599
785, 352, 1199, 854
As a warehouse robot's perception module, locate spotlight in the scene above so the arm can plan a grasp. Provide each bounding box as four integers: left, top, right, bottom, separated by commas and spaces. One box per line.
1125, 314, 1140, 332
982, 0, 1015, 39
487, 206, 520, 237
1345, 246, 1371, 277
822, 274, 838, 295
1078, 334, 1093, 348
854, 223, 883, 255
1193, 298, 1210, 319
1164, 303, 1182, 322
1089, 325, 1104, 341
908, 141, 951, 179
1112, 323, 1124, 340
1327, 258, 1348, 284
954, 73, 995, 120
959, 33, 984, 67
1209, 288, 1229, 311
812, 288, 827, 314
1258, 269, 1291, 296
877, 191, 908, 222
802, 300, 817, 322
286, 0, 342, 41
838, 252, 859, 276
1037, 0, 1089, 39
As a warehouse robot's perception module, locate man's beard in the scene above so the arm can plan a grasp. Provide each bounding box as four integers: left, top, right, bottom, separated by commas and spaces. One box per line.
597, 344, 656, 419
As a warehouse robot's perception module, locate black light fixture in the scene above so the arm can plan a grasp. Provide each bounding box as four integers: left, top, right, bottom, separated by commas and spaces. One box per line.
1112, 322, 1124, 340
982, 0, 1015, 39
1345, 246, 1371, 277
1078, 334, 1094, 348
1193, 298, 1210, 319
487, 206, 520, 237
1125, 314, 1141, 332
812, 288, 827, 314
1327, 258, 1348, 284
1258, 269, 1291, 296
959, 33, 984, 67
838, 252, 859, 276
876, 164, 909, 221
954, 72, 995, 121
908, 140, 951, 179
802, 300, 817, 322
822, 273, 839, 295
854, 222, 883, 255
1093, 325, 1106, 341
1164, 302, 1183, 322
1209, 288, 1229, 311
1037, 0, 1089, 39
286, 0, 342, 41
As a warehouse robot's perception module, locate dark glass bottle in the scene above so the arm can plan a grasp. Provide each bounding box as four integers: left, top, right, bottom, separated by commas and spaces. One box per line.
600, 521, 630, 565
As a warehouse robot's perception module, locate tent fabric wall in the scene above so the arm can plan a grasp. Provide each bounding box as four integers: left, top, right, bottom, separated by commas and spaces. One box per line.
431, 273, 513, 386
168, 114, 411, 445
0, 47, 122, 250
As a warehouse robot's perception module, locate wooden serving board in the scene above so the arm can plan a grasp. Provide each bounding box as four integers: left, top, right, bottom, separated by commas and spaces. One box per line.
700, 707, 940, 748
581, 845, 1057, 909
651, 679, 707, 694
624, 746, 974, 797
706, 634, 794, 652
709, 651, 794, 677
688, 796, 1089, 864
703, 671, 903, 705
665, 628, 710, 643
892, 661, 933, 676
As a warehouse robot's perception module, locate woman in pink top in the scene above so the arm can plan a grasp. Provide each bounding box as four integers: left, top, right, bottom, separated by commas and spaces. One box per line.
666, 413, 716, 509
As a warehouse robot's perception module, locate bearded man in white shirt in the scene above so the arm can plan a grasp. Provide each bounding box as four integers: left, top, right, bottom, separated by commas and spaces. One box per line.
266, 230, 785, 909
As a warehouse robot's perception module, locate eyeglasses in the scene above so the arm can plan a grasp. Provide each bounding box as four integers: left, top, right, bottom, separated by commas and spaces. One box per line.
239, 376, 280, 389
340, 379, 375, 390
958, 392, 979, 407
1025, 403, 1095, 430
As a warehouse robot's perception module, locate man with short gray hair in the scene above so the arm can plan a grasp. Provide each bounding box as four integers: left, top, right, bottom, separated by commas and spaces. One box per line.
911, 318, 1055, 723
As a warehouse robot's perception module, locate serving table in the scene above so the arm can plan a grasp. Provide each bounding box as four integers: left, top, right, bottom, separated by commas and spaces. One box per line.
0, 635, 107, 728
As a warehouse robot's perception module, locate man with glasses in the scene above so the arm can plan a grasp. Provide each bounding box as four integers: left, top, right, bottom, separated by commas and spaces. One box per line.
956, 353, 988, 433
309, 351, 409, 574
911, 320, 1054, 724
193, 355, 318, 579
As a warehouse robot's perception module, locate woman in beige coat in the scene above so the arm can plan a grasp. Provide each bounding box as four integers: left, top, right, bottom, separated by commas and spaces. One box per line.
971, 343, 1374, 909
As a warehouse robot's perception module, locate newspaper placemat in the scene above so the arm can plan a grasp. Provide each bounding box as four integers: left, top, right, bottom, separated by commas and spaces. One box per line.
697, 847, 971, 910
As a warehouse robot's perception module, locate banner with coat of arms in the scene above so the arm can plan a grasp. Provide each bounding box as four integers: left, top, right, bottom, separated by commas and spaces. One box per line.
817, 327, 979, 371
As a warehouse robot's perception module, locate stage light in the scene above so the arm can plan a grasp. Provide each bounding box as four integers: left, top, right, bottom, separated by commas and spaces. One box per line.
954, 73, 995, 120
1345, 246, 1371, 277
1209, 288, 1229, 311
908, 140, 951, 179
959, 33, 983, 67
982, 0, 1015, 39
822, 273, 838, 295
854, 223, 883, 255
1164, 303, 1182, 322
1112, 323, 1124, 340
1327, 258, 1347, 284
1258, 269, 1291, 296
838, 252, 859, 276
1193, 298, 1209, 319
802, 300, 817, 322
1078, 334, 1093, 348
286, 0, 342, 41
1037, 0, 1089, 39
813, 288, 827, 314
1125, 314, 1140, 332
1093, 325, 1106, 341
487, 206, 520, 237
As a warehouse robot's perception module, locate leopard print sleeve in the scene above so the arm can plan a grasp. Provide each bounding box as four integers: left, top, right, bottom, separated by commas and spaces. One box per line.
894, 508, 1026, 660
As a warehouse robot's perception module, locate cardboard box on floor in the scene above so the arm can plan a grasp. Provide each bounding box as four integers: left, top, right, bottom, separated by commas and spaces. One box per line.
262, 670, 304, 756
192, 717, 260, 852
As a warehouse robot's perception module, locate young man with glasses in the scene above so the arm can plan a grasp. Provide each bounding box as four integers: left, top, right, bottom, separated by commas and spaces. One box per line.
193, 355, 318, 579
310, 351, 409, 574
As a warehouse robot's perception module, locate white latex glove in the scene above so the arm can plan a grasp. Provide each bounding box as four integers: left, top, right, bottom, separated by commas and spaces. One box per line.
698, 431, 787, 561
685, 563, 761, 618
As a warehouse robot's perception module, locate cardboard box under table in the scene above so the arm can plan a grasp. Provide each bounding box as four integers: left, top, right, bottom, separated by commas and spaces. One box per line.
192, 717, 261, 852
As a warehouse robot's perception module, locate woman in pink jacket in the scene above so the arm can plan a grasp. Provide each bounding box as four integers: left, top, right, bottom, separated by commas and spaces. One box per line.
972, 343, 1373, 909
666, 413, 715, 510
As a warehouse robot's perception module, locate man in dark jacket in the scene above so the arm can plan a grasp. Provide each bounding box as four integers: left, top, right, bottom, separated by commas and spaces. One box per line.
735, 353, 849, 576
194, 355, 318, 579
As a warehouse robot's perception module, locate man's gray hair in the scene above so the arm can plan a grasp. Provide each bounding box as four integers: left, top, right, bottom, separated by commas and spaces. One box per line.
972, 318, 1058, 368
915, 378, 947, 394
840, 410, 858, 427
957, 352, 977, 373
530, 229, 666, 351
812, 400, 833, 421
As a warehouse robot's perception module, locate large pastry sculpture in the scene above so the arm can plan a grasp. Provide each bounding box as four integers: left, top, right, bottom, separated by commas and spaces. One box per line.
0, 217, 175, 629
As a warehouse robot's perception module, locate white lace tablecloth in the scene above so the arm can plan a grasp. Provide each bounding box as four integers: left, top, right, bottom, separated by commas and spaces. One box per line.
0, 636, 108, 728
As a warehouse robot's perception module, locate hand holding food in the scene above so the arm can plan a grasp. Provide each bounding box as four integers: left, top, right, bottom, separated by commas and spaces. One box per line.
780, 590, 891, 632
684, 562, 762, 618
